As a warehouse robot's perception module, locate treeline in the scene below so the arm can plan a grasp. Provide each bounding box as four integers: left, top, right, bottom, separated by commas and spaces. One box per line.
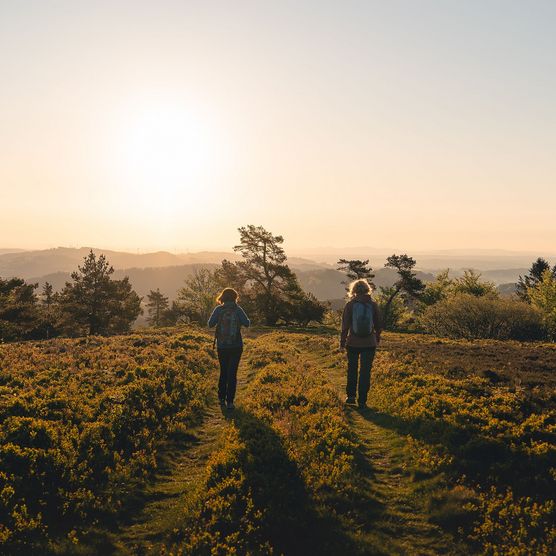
335, 256, 556, 340
0, 252, 141, 342
3, 223, 555, 343
0, 225, 327, 342
144, 225, 326, 328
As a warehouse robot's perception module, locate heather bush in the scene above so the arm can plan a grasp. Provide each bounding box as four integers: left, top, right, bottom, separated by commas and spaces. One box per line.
420, 294, 545, 340
0, 329, 214, 553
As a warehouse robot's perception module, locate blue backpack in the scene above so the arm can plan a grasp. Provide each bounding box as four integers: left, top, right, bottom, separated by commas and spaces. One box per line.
351, 301, 374, 337
215, 306, 240, 347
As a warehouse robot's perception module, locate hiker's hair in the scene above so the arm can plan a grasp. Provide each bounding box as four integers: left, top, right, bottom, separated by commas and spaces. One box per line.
217, 288, 239, 304
348, 279, 372, 299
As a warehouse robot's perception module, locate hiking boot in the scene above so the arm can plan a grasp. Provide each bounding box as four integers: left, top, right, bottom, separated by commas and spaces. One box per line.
345, 397, 356, 405
226, 401, 235, 410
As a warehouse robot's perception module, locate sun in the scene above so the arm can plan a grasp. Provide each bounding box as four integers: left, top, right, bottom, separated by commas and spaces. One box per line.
109, 98, 223, 218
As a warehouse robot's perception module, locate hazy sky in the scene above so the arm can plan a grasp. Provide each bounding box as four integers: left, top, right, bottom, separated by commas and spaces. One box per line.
1, 1, 555, 252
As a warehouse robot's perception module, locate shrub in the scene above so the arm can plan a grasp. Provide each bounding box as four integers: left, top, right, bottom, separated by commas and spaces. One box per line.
528, 269, 556, 340
0, 328, 214, 553
419, 294, 545, 340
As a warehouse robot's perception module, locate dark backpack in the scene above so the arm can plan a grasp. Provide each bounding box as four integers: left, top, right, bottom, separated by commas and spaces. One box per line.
215, 306, 240, 347
351, 301, 374, 337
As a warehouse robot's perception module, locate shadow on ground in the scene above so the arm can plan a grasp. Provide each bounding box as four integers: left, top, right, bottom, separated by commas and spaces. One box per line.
358, 406, 553, 499
221, 406, 388, 556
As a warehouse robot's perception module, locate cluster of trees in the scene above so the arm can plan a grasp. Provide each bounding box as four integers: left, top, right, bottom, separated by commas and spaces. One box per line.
145, 225, 326, 328
517, 258, 556, 338
335, 254, 556, 341
4, 228, 555, 343
1, 226, 328, 343
0, 251, 142, 341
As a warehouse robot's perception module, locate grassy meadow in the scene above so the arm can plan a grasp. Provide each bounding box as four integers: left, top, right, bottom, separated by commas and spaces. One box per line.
0, 327, 554, 555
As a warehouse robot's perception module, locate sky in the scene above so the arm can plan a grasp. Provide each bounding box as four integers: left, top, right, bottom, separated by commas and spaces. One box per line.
1, 0, 555, 253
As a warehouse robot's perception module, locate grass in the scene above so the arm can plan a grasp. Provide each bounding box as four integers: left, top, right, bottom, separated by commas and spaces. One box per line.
1, 327, 554, 555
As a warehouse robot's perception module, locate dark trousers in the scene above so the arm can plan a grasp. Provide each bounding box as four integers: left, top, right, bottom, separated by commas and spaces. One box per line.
346, 346, 376, 404
217, 347, 243, 402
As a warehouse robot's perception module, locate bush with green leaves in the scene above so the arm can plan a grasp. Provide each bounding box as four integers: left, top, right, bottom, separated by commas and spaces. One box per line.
528, 269, 556, 340
419, 293, 545, 340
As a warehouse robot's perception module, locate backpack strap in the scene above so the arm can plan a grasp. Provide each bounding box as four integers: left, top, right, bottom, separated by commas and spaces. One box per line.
212, 309, 222, 350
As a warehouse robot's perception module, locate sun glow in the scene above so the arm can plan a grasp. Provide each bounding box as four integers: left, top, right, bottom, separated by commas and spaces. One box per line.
108, 98, 226, 220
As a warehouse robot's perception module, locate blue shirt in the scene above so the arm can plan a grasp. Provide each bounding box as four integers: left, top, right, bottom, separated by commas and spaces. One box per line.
208, 302, 250, 348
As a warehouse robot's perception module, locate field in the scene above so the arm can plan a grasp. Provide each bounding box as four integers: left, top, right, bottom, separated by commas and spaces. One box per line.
0, 327, 554, 555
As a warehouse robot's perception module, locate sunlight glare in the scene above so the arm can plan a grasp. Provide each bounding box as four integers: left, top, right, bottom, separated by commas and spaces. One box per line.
110, 99, 224, 220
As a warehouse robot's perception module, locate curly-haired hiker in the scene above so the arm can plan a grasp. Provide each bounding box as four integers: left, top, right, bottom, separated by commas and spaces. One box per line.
208, 288, 250, 410
340, 279, 382, 409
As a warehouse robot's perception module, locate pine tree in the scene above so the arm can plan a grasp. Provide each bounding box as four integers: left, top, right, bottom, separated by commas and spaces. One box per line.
58, 251, 142, 336
517, 258, 556, 302
146, 288, 169, 327
337, 259, 374, 287
0, 277, 42, 341
41, 281, 57, 339
233, 225, 295, 325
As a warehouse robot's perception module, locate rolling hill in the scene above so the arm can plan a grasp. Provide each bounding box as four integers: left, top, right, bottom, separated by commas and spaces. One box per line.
2, 247, 530, 305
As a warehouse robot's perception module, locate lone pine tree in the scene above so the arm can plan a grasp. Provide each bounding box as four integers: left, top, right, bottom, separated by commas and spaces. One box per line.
58, 251, 142, 336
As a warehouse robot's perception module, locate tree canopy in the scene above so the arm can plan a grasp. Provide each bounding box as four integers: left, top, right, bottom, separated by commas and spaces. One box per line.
58, 251, 142, 336
337, 259, 374, 287
517, 258, 556, 302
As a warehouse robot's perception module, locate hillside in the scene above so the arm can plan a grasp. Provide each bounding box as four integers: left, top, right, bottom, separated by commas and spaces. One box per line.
0, 327, 553, 555
26, 262, 435, 304
30, 264, 221, 301
2, 247, 536, 300
0, 248, 185, 278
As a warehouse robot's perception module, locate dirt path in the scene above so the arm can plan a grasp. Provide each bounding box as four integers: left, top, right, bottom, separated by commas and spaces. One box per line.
297, 342, 462, 555
109, 358, 253, 555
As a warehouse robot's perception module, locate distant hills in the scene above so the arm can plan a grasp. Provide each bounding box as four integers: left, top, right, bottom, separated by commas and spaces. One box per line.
0, 246, 537, 302
289, 246, 554, 271
0, 247, 325, 281
0, 247, 241, 279
0, 248, 26, 256
29, 264, 220, 301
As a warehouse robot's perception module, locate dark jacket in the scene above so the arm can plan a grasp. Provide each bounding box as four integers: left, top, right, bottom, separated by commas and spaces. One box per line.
340, 294, 382, 348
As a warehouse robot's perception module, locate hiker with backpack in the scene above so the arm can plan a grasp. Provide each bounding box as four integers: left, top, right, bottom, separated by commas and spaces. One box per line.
208, 288, 250, 410
340, 279, 382, 409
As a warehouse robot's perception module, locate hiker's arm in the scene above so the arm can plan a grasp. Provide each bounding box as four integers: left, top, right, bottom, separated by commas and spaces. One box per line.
340, 305, 350, 348
207, 306, 220, 328
237, 306, 250, 327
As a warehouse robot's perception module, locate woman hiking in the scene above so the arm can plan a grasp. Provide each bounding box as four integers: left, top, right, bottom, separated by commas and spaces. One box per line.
208, 288, 250, 410
340, 279, 382, 409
